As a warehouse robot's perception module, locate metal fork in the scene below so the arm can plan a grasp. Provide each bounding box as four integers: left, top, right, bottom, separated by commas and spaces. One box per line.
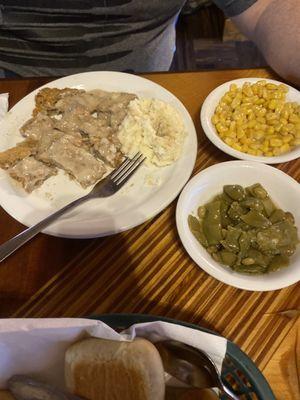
0, 152, 145, 263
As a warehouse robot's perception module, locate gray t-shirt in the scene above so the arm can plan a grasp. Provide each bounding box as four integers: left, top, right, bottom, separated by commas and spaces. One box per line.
0, 0, 256, 77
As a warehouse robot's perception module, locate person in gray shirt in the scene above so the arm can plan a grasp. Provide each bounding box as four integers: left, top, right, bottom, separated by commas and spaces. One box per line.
0, 0, 299, 85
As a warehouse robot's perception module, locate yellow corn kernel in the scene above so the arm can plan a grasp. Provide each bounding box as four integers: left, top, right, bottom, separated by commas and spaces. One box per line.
216, 123, 227, 133
268, 100, 277, 110
268, 119, 279, 126
253, 131, 265, 140
279, 118, 288, 125
291, 138, 300, 145
275, 104, 284, 115
235, 118, 244, 127
247, 120, 256, 128
236, 129, 245, 139
256, 150, 263, 156
254, 123, 262, 131
262, 88, 268, 99
266, 83, 277, 90
241, 145, 249, 152
229, 121, 236, 131
274, 123, 283, 132
279, 84, 288, 93
279, 144, 290, 153
270, 138, 283, 147
281, 110, 289, 120
248, 149, 257, 155
260, 124, 268, 132
273, 91, 283, 100
232, 143, 242, 151
266, 126, 274, 134
263, 138, 269, 146
211, 115, 219, 125
256, 117, 266, 125
262, 145, 269, 153
228, 131, 237, 139
248, 112, 255, 121
230, 83, 238, 92
289, 114, 299, 123
255, 98, 265, 105
257, 80, 267, 86
265, 151, 274, 156
282, 135, 293, 143
224, 137, 234, 146
280, 126, 289, 135
266, 112, 277, 120
257, 107, 267, 116
231, 97, 241, 109
243, 87, 254, 97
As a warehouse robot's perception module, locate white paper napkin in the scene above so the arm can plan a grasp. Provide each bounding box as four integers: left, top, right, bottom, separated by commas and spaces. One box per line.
0, 93, 8, 120
0, 318, 227, 390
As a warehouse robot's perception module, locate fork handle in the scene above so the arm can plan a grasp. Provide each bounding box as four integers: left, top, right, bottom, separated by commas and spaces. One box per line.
0, 195, 90, 263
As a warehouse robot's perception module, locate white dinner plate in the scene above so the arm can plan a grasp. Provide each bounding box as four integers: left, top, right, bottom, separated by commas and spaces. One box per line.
176, 161, 300, 291
0, 71, 197, 238
200, 78, 300, 163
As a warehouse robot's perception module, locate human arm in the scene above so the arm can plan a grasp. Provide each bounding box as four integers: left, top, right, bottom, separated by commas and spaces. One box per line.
214, 0, 300, 86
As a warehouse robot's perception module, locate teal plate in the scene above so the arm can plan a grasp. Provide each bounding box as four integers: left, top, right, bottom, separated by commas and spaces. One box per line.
90, 313, 275, 400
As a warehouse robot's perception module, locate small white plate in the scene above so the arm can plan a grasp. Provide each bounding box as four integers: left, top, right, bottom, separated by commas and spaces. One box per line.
176, 161, 300, 291
0, 71, 197, 238
200, 78, 300, 164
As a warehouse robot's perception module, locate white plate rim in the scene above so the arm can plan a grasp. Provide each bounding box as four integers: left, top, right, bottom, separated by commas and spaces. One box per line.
176, 160, 300, 291
0, 71, 198, 238
200, 77, 300, 164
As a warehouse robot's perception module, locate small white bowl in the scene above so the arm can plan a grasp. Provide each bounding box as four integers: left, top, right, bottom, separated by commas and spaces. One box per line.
200, 78, 300, 164
176, 161, 300, 291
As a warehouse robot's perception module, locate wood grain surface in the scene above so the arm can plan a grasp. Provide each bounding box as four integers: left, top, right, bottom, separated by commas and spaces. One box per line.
0, 69, 299, 398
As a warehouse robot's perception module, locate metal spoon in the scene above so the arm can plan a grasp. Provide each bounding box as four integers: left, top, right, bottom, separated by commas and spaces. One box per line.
155, 340, 239, 400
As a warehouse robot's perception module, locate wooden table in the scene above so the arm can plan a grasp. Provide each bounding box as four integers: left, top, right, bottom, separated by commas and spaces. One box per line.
0, 69, 299, 399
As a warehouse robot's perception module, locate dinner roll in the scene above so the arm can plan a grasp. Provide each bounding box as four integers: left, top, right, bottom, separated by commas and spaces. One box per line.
65, 337, 165, 400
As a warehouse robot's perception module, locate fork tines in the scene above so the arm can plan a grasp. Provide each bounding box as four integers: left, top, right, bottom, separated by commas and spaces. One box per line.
112, 152, 146, 185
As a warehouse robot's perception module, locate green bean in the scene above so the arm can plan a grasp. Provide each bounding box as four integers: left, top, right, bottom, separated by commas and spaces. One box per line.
220, 250, 237, 267
261, 198, 276, 217
188, 215, 208, 248
197, 206, 206, 219
284, 212, 295, 224
240, 198, 263, 212
233, 264, 267, 274
268, 255, 289, 271
221, 227, 242, 253
241, 210, 271, 228
246, 248, 269, 266
202, 201, 222, 246
212, 252, 222, 262
269, 209, 286, 223
227, 202, 245, 222
246, 183, 268, 199
224, 185, 246, 201
239, 231, 251, 256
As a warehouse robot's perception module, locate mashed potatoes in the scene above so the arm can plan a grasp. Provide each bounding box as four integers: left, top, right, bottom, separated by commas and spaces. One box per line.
117, 98, 186, 166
